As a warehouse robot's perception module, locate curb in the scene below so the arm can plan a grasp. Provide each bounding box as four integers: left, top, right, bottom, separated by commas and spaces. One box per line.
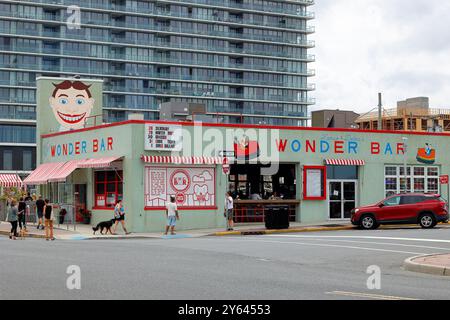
210, 225, 354, 236
0, 230, 46, 239
403, 254, 450, 276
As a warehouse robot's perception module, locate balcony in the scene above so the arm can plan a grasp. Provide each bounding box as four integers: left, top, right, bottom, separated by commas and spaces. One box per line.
0, 12, 315, 47
0, 27, 314, 60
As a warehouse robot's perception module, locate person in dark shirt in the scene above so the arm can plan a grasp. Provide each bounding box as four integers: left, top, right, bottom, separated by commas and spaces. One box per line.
44, 199, 55, 241
35, 196, 45, 230
18, 197, 27, 232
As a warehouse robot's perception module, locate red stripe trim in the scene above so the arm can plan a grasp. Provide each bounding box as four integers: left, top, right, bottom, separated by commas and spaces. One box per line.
325, 159, 366, 166
141, 155, 223, 164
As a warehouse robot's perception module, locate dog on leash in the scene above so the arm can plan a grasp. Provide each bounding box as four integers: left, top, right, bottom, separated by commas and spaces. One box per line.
18, 228, 27, 240
92, 219, 115, 235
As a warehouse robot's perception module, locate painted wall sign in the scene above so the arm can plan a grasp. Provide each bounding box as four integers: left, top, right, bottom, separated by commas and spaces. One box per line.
416, 143, 436, 164
144, 124, 182, 151
144, 166, 216, 208
37, 77, 103, 134
47, 137, 114, 158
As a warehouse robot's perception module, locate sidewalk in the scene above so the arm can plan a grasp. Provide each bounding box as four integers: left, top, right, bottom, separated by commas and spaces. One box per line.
0, 220, 354, 240
404, 254, 450, 276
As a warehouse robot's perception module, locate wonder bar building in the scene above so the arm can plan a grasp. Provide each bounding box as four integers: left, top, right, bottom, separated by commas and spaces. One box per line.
24, 77, 450, 232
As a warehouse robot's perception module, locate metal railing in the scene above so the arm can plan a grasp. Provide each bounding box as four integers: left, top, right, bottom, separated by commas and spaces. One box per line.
233, 202, 297, 223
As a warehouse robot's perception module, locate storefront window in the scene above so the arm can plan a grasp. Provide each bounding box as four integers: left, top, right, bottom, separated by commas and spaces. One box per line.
384, 165, 439, 196
94, 170, 123, 208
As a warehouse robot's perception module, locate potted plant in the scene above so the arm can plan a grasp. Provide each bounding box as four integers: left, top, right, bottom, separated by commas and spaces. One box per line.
80, 209, 91, 224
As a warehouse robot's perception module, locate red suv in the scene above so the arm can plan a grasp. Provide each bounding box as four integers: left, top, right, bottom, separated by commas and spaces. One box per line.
351, 193, 449, 230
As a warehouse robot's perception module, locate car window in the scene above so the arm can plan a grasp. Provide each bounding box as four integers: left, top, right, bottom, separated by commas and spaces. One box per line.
401, 195, 425, 205
384, 196, 401, 206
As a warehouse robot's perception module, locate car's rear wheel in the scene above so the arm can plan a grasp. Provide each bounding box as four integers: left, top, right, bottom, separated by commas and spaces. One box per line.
360, 215, 378, 230
419, 213, 436, 229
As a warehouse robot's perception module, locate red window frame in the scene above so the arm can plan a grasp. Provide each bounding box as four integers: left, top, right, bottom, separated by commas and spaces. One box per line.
94, 170, 123, 209
303, 165, 327, 200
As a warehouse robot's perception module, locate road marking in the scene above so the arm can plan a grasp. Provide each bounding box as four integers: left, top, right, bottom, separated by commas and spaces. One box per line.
266, 234, 450, 244
276, 238, 450, 251
226, 238, 426, 255
325, 291, 420, 300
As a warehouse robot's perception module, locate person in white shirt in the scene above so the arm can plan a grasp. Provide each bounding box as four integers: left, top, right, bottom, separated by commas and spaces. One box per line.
165, 196, 179, 235
224, 192, 234, 231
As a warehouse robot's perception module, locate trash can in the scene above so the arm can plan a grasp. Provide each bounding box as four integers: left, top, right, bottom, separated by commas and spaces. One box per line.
265, 205, 290, 230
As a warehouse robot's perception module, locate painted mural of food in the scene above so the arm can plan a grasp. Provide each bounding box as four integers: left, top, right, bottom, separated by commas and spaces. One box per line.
416, 143, 436, 164
49, 80, 95, 131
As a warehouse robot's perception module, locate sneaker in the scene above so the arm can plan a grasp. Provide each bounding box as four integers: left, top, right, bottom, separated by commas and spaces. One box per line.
51, 237, 56, 241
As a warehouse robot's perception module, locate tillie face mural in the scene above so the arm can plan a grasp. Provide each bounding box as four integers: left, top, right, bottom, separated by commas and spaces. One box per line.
233, 134, 260, 160
417, 143, 436, 164
49, 80, 95, 131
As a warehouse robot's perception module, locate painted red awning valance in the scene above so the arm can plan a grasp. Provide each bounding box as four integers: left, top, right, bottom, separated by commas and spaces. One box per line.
47, 159, 86, 183
77, 156, 122, 168
325, 159, 366, 166
141, 155, 225, 165
0, 174, 23, 188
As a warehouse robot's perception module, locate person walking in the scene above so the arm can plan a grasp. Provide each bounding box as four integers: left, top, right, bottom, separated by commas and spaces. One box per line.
7, 199, 18, 240
224, 192, 234, 231
44, 199, 55, 241
18, 197, 27, 233
164, 196, 179, 235
35, 196, 45, 230
112, 200, 130, 235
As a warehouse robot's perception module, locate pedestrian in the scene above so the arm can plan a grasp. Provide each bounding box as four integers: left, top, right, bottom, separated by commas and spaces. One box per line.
35, 195, 45, 230
112, 200, 130, 235
18, 197, 27, 232
165, 196, 179, 235
224, 192, 234, 231
24, 192, 33, 202
7, 199, 18, 240
44, 199, 55, 241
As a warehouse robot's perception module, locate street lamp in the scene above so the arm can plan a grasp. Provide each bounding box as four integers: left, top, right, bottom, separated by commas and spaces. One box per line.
402, 137, 408, 194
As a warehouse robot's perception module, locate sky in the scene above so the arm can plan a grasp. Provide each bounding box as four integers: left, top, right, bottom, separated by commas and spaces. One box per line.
311, 0, 450, 114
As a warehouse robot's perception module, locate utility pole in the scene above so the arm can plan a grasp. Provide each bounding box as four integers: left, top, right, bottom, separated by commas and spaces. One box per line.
378, 93, 382, 130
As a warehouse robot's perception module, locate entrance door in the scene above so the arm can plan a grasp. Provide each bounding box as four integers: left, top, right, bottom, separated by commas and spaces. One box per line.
74, 184, 87, 223
328, 180, 357, 219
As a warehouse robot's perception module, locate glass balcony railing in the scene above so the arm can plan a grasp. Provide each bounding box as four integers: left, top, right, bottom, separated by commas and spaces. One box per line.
1, 12, 315, 47
0, 45, 315, 74
0, 61, 315, 90
104, 85, 315, 104
208, 107, 307, 118
0, 27, 313, 60
20, 0, 315, 21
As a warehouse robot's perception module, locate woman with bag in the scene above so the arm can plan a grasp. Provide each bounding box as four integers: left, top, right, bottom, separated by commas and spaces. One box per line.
112, 200, 130, 235
18, 197, 27, 232
7, 199, 18, 240
44, 199, 55, 241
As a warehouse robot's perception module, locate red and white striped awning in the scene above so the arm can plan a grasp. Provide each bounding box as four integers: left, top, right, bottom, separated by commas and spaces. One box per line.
0, 174, 23, 188
23, 162, 67, 185
141, 155, 225, 165
47, 160, 86, 183
77, 156, 122, 168
325, 159, 366, 166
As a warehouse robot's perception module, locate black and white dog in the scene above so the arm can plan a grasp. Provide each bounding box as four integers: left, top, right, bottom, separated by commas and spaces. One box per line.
92, 219, 115, 235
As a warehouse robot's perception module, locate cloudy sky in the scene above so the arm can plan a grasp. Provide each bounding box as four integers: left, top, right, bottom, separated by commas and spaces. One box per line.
311, 0, 450, 114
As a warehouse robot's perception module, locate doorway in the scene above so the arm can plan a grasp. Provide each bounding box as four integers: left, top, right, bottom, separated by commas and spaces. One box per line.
328, 180, 357, 219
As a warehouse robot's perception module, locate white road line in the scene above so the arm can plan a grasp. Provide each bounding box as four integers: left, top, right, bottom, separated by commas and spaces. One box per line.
325, 291, 420, 300
270, 238, 450, 251
266, 234, 450, 244
226, 238, 427, 255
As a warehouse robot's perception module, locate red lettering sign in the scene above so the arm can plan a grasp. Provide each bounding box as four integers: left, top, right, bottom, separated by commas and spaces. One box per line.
334, 141, 344, 154
371, 142, 380, 154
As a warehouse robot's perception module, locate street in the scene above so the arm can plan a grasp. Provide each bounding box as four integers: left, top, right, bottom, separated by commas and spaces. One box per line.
1, 226, 450, 300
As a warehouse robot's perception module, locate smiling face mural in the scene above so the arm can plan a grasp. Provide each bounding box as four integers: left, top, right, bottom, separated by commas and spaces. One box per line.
37, 77, 103, 136
49, 80, 95, 131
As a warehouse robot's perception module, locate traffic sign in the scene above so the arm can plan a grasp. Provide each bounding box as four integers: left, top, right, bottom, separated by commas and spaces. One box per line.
222, 157, 230, 175
440, 175, 449, 185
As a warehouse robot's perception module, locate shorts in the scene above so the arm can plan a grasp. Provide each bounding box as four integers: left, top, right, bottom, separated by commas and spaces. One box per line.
115, 215, 125, 221
167, 215, 177, 227
37, 210, 43, 219
226, 209, 234, 220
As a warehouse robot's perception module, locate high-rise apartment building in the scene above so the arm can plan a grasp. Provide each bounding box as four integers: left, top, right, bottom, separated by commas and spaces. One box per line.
0, 0, 315, 175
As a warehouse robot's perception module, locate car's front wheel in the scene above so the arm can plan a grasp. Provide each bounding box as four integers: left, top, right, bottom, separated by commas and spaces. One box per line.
419, 213, 436, 229
360, 215, 378, 230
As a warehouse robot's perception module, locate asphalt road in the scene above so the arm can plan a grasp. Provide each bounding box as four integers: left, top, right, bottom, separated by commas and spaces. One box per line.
1, 225, 450, 300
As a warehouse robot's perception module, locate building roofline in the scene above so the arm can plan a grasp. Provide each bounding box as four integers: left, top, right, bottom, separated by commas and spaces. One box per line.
41, 119, 450, 139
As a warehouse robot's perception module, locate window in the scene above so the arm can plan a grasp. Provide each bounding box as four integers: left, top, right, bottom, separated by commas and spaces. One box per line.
23, 150, 32, 171
384, 165, 439, 197
327, 166, 358, 180
384, 196, 400, 206
3, 150, 12, 170
94, 170, 123, 208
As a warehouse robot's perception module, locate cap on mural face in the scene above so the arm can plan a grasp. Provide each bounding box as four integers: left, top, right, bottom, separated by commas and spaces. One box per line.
49, 80, 95, 131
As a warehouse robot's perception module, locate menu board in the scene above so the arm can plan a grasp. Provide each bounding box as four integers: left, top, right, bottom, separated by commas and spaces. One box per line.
304, 167, 325, 200
144, 124, 182, 151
